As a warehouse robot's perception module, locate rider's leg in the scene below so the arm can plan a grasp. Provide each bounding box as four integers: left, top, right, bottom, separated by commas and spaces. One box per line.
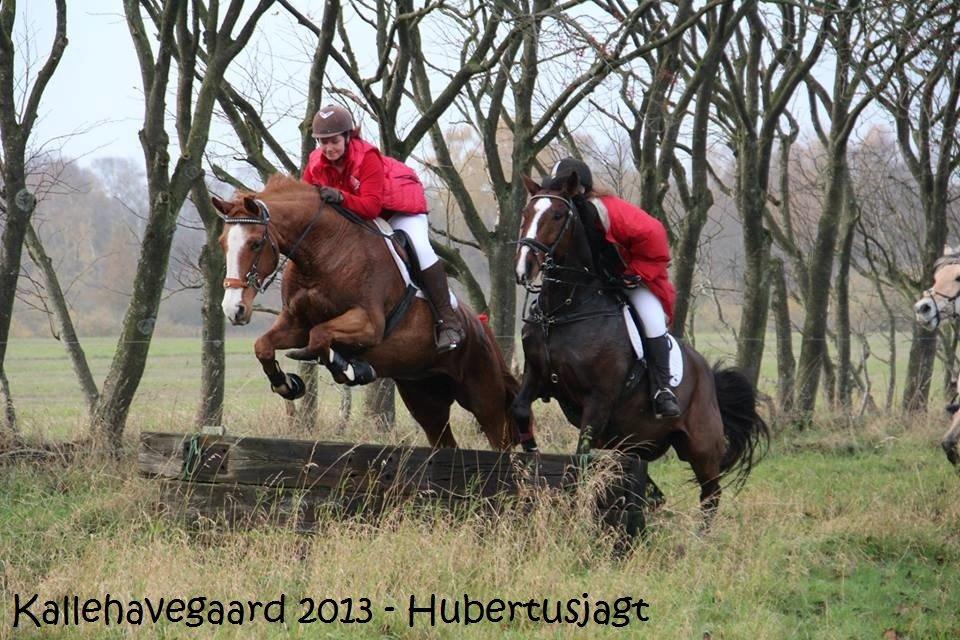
627, 285, 680, 418
389, 213, 464, 352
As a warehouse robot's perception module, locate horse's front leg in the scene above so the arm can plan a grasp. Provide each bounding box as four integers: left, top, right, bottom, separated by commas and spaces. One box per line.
511, 360, 543, 453
254, 312, 310, 399
286, 307, 382, 386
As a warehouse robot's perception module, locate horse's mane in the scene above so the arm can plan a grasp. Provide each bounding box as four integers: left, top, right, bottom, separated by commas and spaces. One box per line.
233, 174, 315, 200
934, 253, 960, 272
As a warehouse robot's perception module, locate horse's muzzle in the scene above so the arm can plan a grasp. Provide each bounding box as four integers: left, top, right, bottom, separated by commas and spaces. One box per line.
914, 297, 939, 330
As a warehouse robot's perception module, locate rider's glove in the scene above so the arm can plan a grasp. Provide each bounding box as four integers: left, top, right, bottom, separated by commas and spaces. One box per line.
318, 186, 343, 203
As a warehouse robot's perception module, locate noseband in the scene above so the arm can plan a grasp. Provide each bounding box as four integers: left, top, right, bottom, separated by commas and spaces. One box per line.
218, 199, 278, 293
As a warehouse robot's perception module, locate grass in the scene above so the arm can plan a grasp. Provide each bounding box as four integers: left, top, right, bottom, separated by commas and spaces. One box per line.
2, 337, 959, 638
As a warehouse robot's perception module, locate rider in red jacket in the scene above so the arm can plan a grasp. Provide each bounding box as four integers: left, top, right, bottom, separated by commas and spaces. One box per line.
302, 104, 464, 352
551, 158, 680, 418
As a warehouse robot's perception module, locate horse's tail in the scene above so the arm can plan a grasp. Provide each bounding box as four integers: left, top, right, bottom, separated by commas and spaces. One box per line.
477, 314, 532, 449
713, 364, 769, 489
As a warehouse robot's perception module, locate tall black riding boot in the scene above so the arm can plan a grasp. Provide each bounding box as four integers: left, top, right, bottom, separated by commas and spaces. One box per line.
646, 334, 681, 418
420, 262, 465, 353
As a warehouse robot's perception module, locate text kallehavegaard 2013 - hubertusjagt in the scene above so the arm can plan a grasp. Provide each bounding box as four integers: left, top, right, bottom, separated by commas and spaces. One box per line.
12, 592, 652, 629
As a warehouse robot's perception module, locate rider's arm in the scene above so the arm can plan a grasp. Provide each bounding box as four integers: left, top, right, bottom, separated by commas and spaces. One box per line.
340, 150, 385, 219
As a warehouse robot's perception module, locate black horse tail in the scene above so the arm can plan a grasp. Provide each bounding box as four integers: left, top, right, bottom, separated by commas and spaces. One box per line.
477, 314, 534, 450
713, 364, 769, 489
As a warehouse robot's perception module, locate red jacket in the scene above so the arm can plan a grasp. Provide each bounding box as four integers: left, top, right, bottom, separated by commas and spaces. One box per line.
303, 137, 427, 219
592, 195, 676, 324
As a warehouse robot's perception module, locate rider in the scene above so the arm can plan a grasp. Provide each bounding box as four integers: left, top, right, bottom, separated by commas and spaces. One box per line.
302, 104, 464, 353
551, 158, 681, 418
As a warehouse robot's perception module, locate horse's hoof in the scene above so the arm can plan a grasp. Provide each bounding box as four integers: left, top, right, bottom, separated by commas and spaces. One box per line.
285, 348, 317, 362
272, 373, 306, 400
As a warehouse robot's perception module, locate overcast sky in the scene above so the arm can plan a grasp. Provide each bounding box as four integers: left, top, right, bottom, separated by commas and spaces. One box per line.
19, 2, 332, 166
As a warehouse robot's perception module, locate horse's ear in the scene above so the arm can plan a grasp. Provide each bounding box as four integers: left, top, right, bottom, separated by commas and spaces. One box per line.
944, 244, 959, 257
211, 196, 230, 215
242, 196, 259, 216
522, 175, 541, 196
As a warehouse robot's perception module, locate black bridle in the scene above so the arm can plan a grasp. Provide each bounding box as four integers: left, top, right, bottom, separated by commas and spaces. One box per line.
518, 192, 622, 336
517, 194, 579, 294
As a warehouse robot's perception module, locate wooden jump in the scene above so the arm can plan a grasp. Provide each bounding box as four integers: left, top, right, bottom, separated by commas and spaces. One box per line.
138, 431, 648, 537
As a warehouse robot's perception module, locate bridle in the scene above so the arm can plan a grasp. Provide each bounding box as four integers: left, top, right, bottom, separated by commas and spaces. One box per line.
217, 199, 279, 294
517, 193, 576, 293
921, 258, 960, 326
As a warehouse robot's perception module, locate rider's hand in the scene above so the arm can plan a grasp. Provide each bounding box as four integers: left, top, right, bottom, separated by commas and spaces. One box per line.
318, 186, 343, 204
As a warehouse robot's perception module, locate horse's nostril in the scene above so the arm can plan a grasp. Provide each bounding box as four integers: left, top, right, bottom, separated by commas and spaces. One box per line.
237, 303, 246, 318
919, 303, 931, 314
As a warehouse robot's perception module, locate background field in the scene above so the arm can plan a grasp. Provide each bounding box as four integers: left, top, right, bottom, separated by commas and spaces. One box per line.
1, 337, 958, 639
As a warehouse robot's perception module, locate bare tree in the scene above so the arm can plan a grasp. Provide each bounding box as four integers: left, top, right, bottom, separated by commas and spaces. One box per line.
0, 0, 68, 434
90, 0, 274, 450
713, 1, 831, 386
867, 1, 960, 411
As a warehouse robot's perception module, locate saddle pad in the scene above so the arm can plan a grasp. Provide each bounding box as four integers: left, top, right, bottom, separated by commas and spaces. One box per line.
621, 305, 683, 387
373, 218, 458, 309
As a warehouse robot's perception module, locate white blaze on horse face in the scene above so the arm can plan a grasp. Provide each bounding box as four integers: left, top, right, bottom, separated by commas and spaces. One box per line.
222, 224, 253, 322
516, 198, 552, 282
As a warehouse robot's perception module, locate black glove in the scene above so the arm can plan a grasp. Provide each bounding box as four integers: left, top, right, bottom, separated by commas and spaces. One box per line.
318, 186, 343, 203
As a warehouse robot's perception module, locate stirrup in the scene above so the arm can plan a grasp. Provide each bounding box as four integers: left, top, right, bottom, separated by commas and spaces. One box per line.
653, 387, 680, 419
435, 321, 464, 353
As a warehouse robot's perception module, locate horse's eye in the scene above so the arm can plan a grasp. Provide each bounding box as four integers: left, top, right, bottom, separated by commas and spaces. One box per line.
955, 275, 960, 282
252, 240, 264, 251
553, 211, 565, 221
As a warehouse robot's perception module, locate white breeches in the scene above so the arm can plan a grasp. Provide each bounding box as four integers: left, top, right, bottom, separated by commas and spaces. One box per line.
388, 213, 438, 269
627, 285, 667, 337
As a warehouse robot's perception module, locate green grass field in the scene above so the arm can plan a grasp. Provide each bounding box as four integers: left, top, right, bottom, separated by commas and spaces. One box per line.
1, 337, 958, 638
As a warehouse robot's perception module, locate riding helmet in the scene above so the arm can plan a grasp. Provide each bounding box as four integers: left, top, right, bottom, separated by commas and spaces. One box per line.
312, 104, 355, 138
551, 157, 593, 191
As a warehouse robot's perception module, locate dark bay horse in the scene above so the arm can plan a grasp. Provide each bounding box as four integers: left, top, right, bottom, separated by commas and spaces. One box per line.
511, 172, 768, 519
212, 175, 526, 450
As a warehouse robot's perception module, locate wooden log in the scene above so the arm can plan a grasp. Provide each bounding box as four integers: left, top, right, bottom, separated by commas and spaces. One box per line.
139, 431, 585, 496
139, 432, 647, 536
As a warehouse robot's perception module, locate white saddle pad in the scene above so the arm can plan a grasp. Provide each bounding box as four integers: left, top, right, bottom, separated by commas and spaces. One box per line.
373, 218, 458, 308
621, 305, 683, 387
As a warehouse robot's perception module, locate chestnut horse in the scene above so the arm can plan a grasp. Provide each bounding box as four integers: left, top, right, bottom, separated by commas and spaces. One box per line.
510, 172, 768, 520
212, 175, 526, 450
914, 246, 960, 465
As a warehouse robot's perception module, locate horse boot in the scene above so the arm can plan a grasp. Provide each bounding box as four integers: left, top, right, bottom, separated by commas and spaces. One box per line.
646, 334, 681, 419
420, 262, 465, 353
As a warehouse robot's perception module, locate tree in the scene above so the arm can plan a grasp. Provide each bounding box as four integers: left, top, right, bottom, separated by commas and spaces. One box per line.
868, 1, 960, 411
0, 0, 68, 435
712, 1, 831, 386
90, 0, 274, 449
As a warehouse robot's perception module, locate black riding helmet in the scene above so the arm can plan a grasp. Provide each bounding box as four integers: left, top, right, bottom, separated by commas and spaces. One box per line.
550, 157, 593, 192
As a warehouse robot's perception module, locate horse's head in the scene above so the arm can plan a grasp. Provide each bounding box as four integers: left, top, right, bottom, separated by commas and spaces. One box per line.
212, 194, 280, 325
515, 171, 582, 286
915, 246, 960, 330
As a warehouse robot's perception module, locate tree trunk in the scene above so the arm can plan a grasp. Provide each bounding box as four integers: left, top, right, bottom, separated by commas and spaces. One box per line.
0, 364, 16, 436
91, 187, 179, 446
795, 152, 846, 415
902, 326, 938, 413
296, 362, 319, 431
487, 242, 519, 362
770, 257, 795, 414
364, 378, 396, 431
23, 222, 99, 415
195, 218, 225, 427
834, 180, 858, 407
